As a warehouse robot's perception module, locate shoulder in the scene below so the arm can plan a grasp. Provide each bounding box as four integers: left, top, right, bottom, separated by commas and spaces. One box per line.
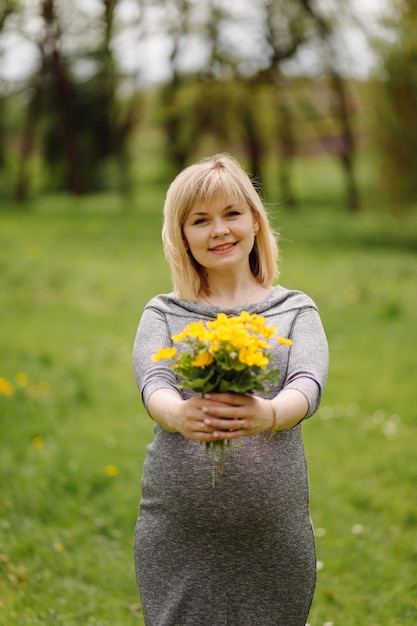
258, 285, 318, 315
143, 293, 176, 312
142, 293, 211, 319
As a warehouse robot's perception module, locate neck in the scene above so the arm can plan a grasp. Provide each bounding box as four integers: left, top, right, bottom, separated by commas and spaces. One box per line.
198, 276, 271, 308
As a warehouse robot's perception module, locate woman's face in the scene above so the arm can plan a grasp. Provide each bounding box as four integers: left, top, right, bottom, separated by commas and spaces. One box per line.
182, 192, 258, 274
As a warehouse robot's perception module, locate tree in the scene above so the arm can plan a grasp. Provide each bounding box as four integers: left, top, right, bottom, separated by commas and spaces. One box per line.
11, 0, 141, 200
372, 0, 417, 212
149, 0, 359, 209
0, 0, 21, 193
299, 0, 359, 211
256, 0, 308, 204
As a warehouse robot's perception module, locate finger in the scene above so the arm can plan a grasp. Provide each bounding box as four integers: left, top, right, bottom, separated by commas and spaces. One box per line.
210, 427, 244, 440
202, 404, 240, 419
204, 416, 245, 432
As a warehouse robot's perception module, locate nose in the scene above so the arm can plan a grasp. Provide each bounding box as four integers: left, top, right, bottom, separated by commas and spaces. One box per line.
211, 220, 230, 237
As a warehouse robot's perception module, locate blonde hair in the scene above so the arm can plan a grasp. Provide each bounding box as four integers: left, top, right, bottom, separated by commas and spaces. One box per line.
162, 154, 279, 301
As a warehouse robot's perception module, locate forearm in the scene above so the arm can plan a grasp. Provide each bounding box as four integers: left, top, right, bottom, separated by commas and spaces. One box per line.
147, 388, 184, 432
270, 389, 309, 432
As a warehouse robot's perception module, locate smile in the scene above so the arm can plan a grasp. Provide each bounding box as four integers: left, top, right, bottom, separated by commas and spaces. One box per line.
209, 242, 236, 253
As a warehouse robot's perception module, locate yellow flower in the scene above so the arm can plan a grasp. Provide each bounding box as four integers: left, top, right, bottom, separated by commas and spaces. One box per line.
54, 542, 65, 553
32, 436, 44, 449
237, 310, 253, 323
259, 325, 276, 339
151, 347, 177, 361
0, 377, 14, 397
105, 464, 119, 477
192, 351, 214, 368
173, 320, 212, 342
277, 337, 292, 346
206, 312, 229, 329
238, 346, 269, 367
16, 372, 29, 387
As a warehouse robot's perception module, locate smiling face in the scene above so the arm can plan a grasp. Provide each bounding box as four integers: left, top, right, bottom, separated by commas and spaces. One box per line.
182, 192, 259, 276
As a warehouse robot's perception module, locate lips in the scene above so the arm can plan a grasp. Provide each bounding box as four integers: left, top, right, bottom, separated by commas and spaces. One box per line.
209, 242, 236, 252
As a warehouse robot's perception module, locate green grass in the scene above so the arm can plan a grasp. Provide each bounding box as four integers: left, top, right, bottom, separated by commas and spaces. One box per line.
1, 184, 417, 625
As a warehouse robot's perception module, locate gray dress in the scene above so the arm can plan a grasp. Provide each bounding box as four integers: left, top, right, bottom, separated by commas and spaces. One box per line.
132, 286, 328, 626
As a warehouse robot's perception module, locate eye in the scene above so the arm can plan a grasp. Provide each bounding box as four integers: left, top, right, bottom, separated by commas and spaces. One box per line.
226, 210, 241, 218
192, 217, 208, 225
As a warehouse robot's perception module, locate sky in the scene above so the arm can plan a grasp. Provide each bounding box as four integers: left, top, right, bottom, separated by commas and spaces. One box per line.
0, 0, 392, 84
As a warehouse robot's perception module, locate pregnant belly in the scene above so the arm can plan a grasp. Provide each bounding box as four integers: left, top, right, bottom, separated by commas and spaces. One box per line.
139, 428, 310, 534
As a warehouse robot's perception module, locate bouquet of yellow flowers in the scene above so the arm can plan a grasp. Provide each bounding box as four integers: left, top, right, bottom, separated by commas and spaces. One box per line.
152, 311, 292, 485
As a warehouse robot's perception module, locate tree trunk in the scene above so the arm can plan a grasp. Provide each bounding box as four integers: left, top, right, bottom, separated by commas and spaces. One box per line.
42, 0, 84, 194
329, 70, 360, 211
277, 94, 296, 207
14, 80, 43, 202
241, 97, 263, 186
300, 0, 360, 211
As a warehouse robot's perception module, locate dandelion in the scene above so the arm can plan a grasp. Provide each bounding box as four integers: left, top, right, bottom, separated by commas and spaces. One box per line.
53, 542, 65, 553
160, 311, 287, 397
32, 436, 44, 450
15, 372, 29, 388
0, 377, 14, 397
151, 347, 177, 362
238, 346, 269, 368
105, 464, 119, 477
277, 337, 293, 347
192, 351, 214, 368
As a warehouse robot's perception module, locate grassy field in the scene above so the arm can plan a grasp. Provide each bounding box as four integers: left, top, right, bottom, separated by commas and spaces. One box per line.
1, 164, 417, 625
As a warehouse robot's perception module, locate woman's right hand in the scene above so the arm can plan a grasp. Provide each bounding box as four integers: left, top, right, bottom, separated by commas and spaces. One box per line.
147, 389, 239, 441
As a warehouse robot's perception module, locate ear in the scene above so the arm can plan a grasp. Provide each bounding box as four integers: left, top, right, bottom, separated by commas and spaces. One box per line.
253, 213, 260, 234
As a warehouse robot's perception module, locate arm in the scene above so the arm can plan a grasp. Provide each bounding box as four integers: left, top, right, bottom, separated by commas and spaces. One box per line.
133, 305, 180, 407
282, 305, 329, 418
269, 388, 309, 431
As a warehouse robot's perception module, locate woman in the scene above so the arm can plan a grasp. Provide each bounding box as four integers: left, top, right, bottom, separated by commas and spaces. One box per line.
132, 154, 328, 626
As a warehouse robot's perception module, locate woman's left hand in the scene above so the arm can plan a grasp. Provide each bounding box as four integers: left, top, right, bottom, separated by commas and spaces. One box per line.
201, 392, 274, 440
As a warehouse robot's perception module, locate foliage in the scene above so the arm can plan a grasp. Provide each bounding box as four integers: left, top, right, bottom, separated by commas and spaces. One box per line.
158, 312, 286, 394
0, 0, 140, 199
0, 0, 360, 208
371, 0, 417, 212
0, 162, 417, 623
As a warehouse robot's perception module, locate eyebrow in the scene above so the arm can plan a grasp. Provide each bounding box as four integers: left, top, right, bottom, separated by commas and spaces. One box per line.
188, 203, 235, 216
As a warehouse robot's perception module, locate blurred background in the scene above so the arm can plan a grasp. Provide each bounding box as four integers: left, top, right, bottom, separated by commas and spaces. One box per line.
1, 1, 417, 625
0, 0, 416, 211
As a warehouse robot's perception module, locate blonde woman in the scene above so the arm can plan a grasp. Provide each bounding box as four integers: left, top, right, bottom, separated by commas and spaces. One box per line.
133, 154, 328, 626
